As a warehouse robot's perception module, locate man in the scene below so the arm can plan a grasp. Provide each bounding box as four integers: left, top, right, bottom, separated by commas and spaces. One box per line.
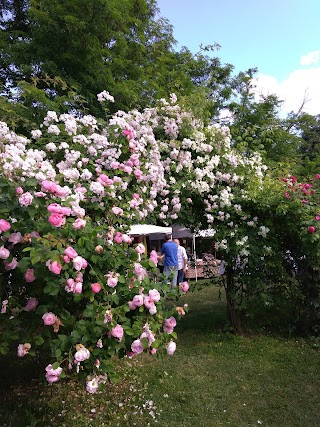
173, 238, 188, 284
160, 233, 178, 288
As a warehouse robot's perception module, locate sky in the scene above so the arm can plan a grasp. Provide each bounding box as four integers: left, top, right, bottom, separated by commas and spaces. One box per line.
157, 0, 320, 116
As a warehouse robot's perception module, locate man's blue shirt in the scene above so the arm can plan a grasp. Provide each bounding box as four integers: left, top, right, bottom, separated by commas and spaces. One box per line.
161, 241, 178, 266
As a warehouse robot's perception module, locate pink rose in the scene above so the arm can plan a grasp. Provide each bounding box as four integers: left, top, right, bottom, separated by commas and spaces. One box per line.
114, 232, 123, 243
17, 343, 31, 357
122, 129, 135, 140
308, 226, 316, 234
131, 339, 144, 354
55, 185, 70, 197
42, 312, 57, 326
107, 276, 118, 288
91, 283, 101, 293
149, 289, 160, 302
135, 243, 145, 255
163, 316, 176, 333
24, 297, 38, 311
179, 281, 189, 292
128, 301, 137, 310
18, 192, 33, 207
133, 169, 143, 179
74, 281, 83, 294
73, 256, 87, 271
0, 219, 10, 232
4, 257, 18, 271
48, 260, 62, 275
144, 295, 155, 310
112, 206, 123, 216
133, 294, 144, 307
24, 268, 36, 282
86, 377, 99, 393
48, 213, 65, 227
74, 347, 90, 363
111, 324, 124, 341
41, 180, 58, 193
315, 215, 320, 221
73, 218, 86, 230
63, 255, 71, 263
149, 305, 157, 315
64, 246, 78, 259
45, 364, 63, 383
0, 246, 10, 259
121, 234, 132, 243
150, 348, 157, 355
16, 187, 24, 195
134, 263, 148, 280
166, 341, 176, 356
8, 232, 23, 244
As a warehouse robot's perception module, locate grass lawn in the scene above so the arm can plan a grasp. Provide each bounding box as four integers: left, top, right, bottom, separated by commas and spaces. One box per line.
0, 284, 319, 426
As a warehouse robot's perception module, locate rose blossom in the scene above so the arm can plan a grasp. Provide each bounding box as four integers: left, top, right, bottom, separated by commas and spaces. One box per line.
24, 297, 38, 311
16, 187, 24, 195
166, 341, 176, 356
8, 232, 22, 244
73, 256, 87, 271
111, 324, 124, 341
4, 257, 18, 271
114, 232, 123, 243
91, 282, 101, 293
42, 312, 57, 326
0, 246, 10, 259
112, 206, 123, 216
0, 219, 10, 232
64, 246, 78, 259
24, 268, 36, 282
18, 192, 33, 207
45, 364, 63, 383
135, 243, 145, 254
17, 343, 31, 357
132, 294, 144, 307
48, 260, 62, 274
308, 226, 316, 234
48, 213, 66, 228
149, 305, 157, 315
179, 281, 189, 292
131, 339, 144, 354
73, 218, 86, 230
149, 289, 160, 302
74, 347, 90, 363
86, 377, 99, 394
315, 215, 320, 221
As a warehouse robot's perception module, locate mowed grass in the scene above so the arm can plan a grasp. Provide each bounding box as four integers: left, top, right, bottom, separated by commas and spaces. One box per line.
1, 284, 319, 427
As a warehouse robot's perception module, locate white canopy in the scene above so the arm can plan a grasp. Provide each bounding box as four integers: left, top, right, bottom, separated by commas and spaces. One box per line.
128, 224, 172, 236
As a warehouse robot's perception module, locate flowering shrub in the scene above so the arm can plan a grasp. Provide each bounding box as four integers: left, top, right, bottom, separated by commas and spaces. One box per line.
0, 96, 195, 391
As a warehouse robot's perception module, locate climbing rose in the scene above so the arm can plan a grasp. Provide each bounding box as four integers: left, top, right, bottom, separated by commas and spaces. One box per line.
0, 246, 10, 259
131, 339, 144, 354
48, 213, 65, 227
45, 364, 63, 383
166, 341, 176, 356
42, 312, 57, 326
0, 219, 10, 232
179, 281, 189, 292
111, 324, 124, 341
24, 268, 36, 282
91, 283, 101, 293
308, 226, 316, 234
86, 377, 99, 393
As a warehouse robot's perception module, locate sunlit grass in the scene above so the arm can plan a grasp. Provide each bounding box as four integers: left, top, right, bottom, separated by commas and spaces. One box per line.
1, 284, 319, 426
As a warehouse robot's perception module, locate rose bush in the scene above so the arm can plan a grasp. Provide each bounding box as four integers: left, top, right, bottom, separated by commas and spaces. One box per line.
0, 95, 196, 391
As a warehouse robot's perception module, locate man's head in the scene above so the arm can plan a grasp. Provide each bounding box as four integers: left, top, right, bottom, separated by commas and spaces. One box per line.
173, 238, 180, 246
164, 233, 172, 241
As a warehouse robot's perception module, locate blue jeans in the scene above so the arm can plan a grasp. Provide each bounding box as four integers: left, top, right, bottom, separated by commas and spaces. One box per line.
164, 265, 178, 288
177, 269, 185, 284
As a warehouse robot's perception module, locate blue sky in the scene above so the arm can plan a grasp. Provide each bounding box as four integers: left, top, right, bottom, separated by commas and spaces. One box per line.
157, 0, 320, 115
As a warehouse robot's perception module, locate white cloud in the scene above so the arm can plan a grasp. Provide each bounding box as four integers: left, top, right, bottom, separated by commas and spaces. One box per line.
252, 67, 320, 116
300, 50, 320, 66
